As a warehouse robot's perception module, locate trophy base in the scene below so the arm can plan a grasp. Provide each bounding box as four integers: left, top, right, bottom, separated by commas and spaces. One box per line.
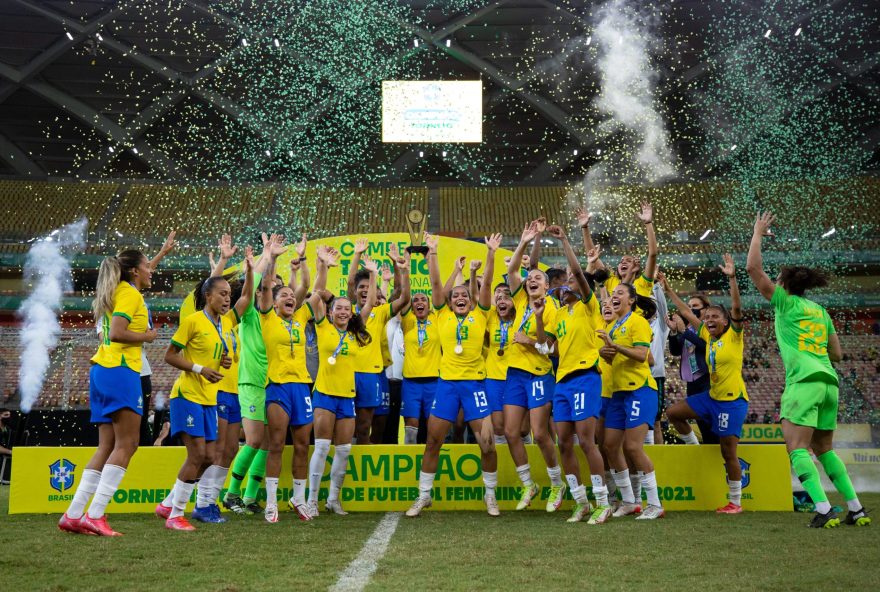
406, 245, 430, 255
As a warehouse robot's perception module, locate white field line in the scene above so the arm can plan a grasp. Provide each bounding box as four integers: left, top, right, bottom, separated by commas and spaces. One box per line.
329, 512, 401, 592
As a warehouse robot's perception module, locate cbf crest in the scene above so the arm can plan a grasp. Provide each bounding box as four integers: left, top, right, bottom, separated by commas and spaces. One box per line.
49, 459, 76, 493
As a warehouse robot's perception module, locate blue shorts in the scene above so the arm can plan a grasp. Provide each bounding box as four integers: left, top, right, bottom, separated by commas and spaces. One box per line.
401, 377, 438, 419
217, 391, 241, 424
600, 397, 611, 419
430, 379, 490, 423
686, 391, 749, 438
266, 382, 314, 426
553, 369, 602, 423
170, 396, 218, 441
503, 368, 554, 410
605, 386, 659, 430
355, 372, 382, 409
313, 390, 356, 420
374, 373, 391, 417
484, 378, 505, 413
89, 365, 143, 424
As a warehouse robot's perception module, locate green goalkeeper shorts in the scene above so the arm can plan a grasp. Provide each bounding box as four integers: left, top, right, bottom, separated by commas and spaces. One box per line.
780, 378, 839, 431
239, 383, 267, 423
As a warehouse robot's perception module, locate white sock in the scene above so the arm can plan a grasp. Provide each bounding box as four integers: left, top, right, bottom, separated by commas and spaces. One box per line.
565, 473, 580, 491
86, 464, 126, 519
644, 430, 655, 445
641, 471, 661, 508
547, 464, 562, 486
66, 468, 101, 519
728, 478, 742, 506
816, 500, 832, 514
161, 481, 178, 509
565, 474, 587, 505
591, 474, 609, 507
605, 470, 617, 497
482, 471, 497, 497
680, 430, 700, 445
516, 463, 534, 487
631, 471, 643, 503
847, 498, 863, 512
196, 464, 221, 508
309, 439, 331, 503
404, 426, 418, 444
265, 477, 279, 508
170, 479, 196, 519
611, 469, 635, 504
293, 479, 306, 505
328, 443, 351, 502
493, 434, 507, 444
213, 465, 229, 500
419, 470, 435, 499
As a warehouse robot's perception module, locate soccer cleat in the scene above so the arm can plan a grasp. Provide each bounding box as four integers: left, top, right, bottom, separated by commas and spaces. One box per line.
716, 502, 743, 514
80, 514, 122, 536
546, 483, 568, 513
485, 494, 500, 517
515, 483, 540, 511
325, 499, 348, 516
843, 507, 870, 526
165, 516, 196, 531
191, 504, 226, 523
264, 505, 279, 523
58, 513, 93, 535
222, 494, 248, 515
290, 500, 313, 521
588, 506, 613, 525
306, 500, 319, 519
154, 503, 172, 520
612, 502, 641, 518
635, 505, 665, 520
567, 502, 591, 523
243, 500, 263, 515
406, 496, 432, 517
809, 509, 840, 529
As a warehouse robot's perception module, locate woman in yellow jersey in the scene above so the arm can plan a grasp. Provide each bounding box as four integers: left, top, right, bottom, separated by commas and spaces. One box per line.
502, 221, 565, 513
596, 295, 619, 504
537, 226, 614, 524
598, 283, 664, 520
59, 250, 158, 537
661, 254, 749, 514
399, 291, 441, 444
406, 233, 499, 517
161, 251, 255, 531
347, 240, 411, 443
484, 280, 515, 443
307, 257, 379, 518
260, 246, 336, 523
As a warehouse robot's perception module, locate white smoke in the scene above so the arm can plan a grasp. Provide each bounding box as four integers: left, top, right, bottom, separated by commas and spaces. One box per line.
153, 390, 167, 412
18, 219, 88, 413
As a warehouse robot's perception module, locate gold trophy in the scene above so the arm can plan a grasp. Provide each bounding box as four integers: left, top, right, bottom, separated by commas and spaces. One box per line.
405, 208, 429, 255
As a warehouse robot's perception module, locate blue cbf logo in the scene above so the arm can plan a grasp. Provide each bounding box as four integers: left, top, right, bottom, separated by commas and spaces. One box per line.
49, 459, 76, 493
739, 458, 750, 488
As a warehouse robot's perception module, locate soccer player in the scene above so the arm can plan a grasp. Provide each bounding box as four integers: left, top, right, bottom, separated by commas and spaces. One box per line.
661, 254, 749, 513
598, 283, 665, 520
161, 248, 254, 530
539, 226, 613, 524
406, 233, 499, 517
347, 240, 411, 443
484, 280, 515, 444
222, 234, 289, 514
307, 257, 379, 517
59, 250, 158, 536
746, 212, 870, 528
502, 221, 565, 512
399, 291, 441, 444
261, 246, 337, 522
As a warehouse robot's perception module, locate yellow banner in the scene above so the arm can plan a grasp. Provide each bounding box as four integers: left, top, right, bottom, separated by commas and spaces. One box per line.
740, 423, 872, 444
834, 448, 880, 465
11, 444, 792, 513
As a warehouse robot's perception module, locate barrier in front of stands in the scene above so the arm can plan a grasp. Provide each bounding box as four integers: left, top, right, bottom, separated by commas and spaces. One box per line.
10, 444, 793, 513
740, 423, 873, 444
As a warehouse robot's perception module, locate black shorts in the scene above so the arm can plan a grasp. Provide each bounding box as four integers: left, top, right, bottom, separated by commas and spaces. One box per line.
654, 377, 666, 422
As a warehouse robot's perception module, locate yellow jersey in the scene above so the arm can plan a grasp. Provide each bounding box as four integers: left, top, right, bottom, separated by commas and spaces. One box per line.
170, 309, 241, 405
605, 274, 655, 316
215, 325, 240, 394
699, 324, 748, 402
550, 294, 602, 382
314, 317, 359, 398
605, 312, 657, 393
506, 287, 558, 376
400, 309, 441, 379
485, 307, 514, 381
353, 303, 392, 374
91, 282, 149, 373
435, 304, 488, 381
261, 304, 314, 385
598, 356, 614, 398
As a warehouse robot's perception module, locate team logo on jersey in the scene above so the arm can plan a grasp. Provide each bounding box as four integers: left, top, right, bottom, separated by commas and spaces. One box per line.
467, 316, 474, 323
137, 396, 143, 409
738, 458, 751, 488
620, 327, 627, 335
186, 414, 195, 427
219, 404, 226, 413
249, 405, 256, 413
49, 459, 76, 493
294, 322, 301, 328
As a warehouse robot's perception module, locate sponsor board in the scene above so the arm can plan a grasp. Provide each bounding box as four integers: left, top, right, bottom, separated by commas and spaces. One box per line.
739, 423, 871, 444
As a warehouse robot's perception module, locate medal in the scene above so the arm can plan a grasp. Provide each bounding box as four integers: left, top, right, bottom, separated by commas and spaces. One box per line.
328, 356, 337, 365
454, 345, 463, 355
497, 348, 505, 356
328, 327, 347, 367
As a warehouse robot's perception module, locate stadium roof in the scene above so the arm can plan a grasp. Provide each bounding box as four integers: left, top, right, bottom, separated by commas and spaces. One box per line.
0, 0, 877, 184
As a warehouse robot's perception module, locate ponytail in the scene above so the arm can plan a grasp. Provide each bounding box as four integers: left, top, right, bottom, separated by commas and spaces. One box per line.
620, 282, 658, 320
347, 313, 372, 347
92, 256, 121, 323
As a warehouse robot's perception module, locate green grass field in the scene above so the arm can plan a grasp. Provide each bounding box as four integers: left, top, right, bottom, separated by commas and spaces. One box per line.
2, 486, 877, 592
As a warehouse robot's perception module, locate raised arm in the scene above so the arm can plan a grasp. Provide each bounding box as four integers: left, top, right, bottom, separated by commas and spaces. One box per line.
480, 233, 502, 310
388, 243, 405, 302
719, 254, 743, 331
507, 221, 539, 293
576, 206, 604, 271
637, 202, 658, 280
234, 246, 255, 319
379, 263, 392, 299
389, 249, 412, 316
359, 257, 379, 321
425, 233, 445, 309
346, 238, 369, 301
444, 256, 466, 299
148, 230, 177, 272
746, 212, 777, 302
212, 234, 238, 277
290, 234, 309, 306
548, 225, 591, 300
257, 235, 287, 311
307, 246, 337, 313
658, 272, 701, 330
527, 217, 546, 270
